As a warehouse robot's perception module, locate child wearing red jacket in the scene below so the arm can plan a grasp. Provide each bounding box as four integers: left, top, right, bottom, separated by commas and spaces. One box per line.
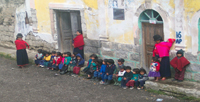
148, 57, 160, 81
52, 52, 62, 71
170, 49, 190, 82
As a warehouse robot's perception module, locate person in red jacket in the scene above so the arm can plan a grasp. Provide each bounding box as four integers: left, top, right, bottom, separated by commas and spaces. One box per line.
170, 49, 190, 82
52, 52, 62, 71
148, 57, 160, 81
15, 33, 29, 68
73, 30, 84, 59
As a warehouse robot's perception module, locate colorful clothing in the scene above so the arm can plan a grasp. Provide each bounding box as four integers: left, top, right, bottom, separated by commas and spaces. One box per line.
73, 34, 84, 58
148, 62, 161, 77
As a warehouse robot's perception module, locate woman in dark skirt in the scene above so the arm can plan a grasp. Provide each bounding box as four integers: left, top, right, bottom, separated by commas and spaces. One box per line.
73, 30, 84, 59
152, 35, 175, 80
15, 33, 29, 68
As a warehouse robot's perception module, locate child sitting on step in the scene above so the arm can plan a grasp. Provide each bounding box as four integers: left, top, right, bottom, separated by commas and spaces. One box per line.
73, 53, 85, 75
83, 54, 98, 73
60, 52, 71, 75
35, 49, 43, 66
99, 59, 108, 84
113, 58, 125, 85
135, 68, 149, 90
126, 68, 139, 89
67, 52, 78, 75
104, 59, 116, 85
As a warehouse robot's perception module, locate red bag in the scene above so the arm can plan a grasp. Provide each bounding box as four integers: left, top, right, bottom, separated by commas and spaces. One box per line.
73, 66, 81, 75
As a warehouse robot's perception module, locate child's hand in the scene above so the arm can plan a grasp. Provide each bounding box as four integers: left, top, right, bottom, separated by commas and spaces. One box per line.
124, 77, 127, 80
65, 65, 67, 66
116, 75, 118, 77
100, 73, 102, 75
106, 73, 109, 75
56, 64, 58, 66
70, 61, 72, 64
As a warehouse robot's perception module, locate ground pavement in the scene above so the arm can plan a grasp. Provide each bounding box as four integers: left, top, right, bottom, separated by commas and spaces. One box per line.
0, 57, 189, 102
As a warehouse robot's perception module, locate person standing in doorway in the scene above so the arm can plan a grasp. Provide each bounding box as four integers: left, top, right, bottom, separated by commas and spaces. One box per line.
15, 33, 29, 68
73, 30, 84, 59
152, 35, 175, 81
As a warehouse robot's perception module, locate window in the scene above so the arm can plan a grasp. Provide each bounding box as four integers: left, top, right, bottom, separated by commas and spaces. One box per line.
113, 8, 125, 20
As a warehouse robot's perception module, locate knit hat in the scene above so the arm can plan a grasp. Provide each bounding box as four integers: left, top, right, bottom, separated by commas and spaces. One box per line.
16, 33, 23, 38
177, 49, 184, 56
153, 35, 162, 41
118, 58, 125, 63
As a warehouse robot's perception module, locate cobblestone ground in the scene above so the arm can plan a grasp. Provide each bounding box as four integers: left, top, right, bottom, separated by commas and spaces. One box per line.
0, 57, 188, 102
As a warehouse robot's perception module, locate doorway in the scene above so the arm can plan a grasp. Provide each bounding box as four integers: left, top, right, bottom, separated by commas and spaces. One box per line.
140, 9, 164, 68
56, 11, 82, 53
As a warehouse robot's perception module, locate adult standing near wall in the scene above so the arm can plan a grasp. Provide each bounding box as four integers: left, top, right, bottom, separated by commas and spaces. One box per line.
15, 33, 29, 68
152, 35, 175, 81
73, 30, 85, 59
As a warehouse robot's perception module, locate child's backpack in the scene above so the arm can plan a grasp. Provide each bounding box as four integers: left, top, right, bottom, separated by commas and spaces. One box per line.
73, 66, 81, 75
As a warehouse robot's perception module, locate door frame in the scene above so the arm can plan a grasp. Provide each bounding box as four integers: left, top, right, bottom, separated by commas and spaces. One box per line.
138, 9, 164, 69
49, 4, 86, 51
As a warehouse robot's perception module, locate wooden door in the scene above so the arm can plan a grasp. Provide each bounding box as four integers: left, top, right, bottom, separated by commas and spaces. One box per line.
70, 11, 82, 39
142, 23, 164, 68
59, 12, 72, 52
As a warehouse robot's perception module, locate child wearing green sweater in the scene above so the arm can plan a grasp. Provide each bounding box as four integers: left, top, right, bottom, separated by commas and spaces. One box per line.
126, 68, 140, 89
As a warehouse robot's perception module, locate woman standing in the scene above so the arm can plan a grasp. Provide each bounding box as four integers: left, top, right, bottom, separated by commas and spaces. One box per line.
15, 33, 29, 68
73, 30, 84, 59
153, 35, 175, 80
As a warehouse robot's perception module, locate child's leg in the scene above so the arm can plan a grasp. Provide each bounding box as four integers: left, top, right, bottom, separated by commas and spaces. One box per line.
177, 68, 186, 81
155, 77, 159, 81
93, 71, 98, 78
135, 81, 139, 87
101, 73, 105, 82
121, 79, 126, 87
140, 81, 145, 89
126, 81, 131, 87
174, 69, 180, 80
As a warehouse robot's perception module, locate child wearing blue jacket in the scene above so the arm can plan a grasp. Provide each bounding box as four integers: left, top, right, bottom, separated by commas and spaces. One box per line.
99, 59, 108, 84
73, 53, 85, 75
92, 59, 103, 81
104, 59, 116, 85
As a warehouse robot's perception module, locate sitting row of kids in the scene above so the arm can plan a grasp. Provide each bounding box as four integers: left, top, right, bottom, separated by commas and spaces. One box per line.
34, 49, 85, 75
82, 55, 149, 89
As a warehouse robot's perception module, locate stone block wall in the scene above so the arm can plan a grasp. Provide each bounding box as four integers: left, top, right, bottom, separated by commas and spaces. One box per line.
0, 0, 25, 48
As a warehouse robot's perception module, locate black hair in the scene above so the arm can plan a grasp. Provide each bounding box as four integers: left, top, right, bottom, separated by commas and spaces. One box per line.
118, 58, 125, 63
126, 66, 131, 70
52, 51, 56, 54
90, 54, 98, 59
66, 52, 71, 57
73, 52, 78, 56
37, 49, 42, 53
93, 59, 98, 63
133, 68, 140, 74
103, 59, 108, 65
77, 30, 82, 34
57, 52, 62, 56
98, 59, 103, 66
42, 51, 47, 55
139, 68, 147, 74
108, 59, 114, 64
152, 57, 158, 62
45, 52, 50, 55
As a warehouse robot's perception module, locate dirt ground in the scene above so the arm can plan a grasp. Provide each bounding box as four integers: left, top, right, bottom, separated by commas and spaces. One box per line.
0, 57, 189, 102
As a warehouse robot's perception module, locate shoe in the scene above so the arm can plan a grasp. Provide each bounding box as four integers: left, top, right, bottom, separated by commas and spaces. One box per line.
130, 87, 134, 90
123, 87, 127, 89
113, 82, 117, 86
99, 80, 104, 84
137, 87, 141, 90
60, 71, 65, 75
177, 80, 183, 82
172, 78, 177, 81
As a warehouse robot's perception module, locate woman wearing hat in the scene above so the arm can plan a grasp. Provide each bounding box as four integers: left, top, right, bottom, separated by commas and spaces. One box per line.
15, 33, 29, 68
152, 35, 175, 80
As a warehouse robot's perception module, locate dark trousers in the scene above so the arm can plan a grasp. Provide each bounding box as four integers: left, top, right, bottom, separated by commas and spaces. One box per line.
175, 68, 186, 81
135, 80, 145, 87
61, 64, 69, 72
121, 78, 131, 87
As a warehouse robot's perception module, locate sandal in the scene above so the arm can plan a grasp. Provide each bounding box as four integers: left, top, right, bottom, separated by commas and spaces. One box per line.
161, 77, 166, 81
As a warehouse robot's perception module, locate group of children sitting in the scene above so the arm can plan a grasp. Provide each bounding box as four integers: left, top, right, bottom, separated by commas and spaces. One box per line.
34, 48, 190, 90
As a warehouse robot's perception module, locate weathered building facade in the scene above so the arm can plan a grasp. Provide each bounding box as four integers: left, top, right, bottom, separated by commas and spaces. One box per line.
1, 0, 200, 81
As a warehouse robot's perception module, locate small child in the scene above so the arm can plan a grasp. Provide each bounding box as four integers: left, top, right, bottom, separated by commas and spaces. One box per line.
40, 52, 51, 68
58, 53, 66, 71
83, 54, 98, 73
87, 59, 97, 79
148, 57, 161, 81
60, 52, 71, 75
104, 59, 116, 85
73, 53, 85, 75
136, 68, 148, 90
170, 49, 190, 82
99, 59, 108, 84
52, 52, 62, 71
115, 66, 126, 86
126, 68, 139, 89
121, 66, 133, 89
93, 59, 103, 81
67, 52, 78, 75
48, 51, 56, 69
35, 49, 43, 66
113, 58, 125, 85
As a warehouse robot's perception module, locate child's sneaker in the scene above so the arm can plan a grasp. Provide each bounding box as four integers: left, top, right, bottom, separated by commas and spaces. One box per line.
123, 87, 127, 89
99, 80, 104, 84
130, 87, 134, 90
137, 87, 141, 90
